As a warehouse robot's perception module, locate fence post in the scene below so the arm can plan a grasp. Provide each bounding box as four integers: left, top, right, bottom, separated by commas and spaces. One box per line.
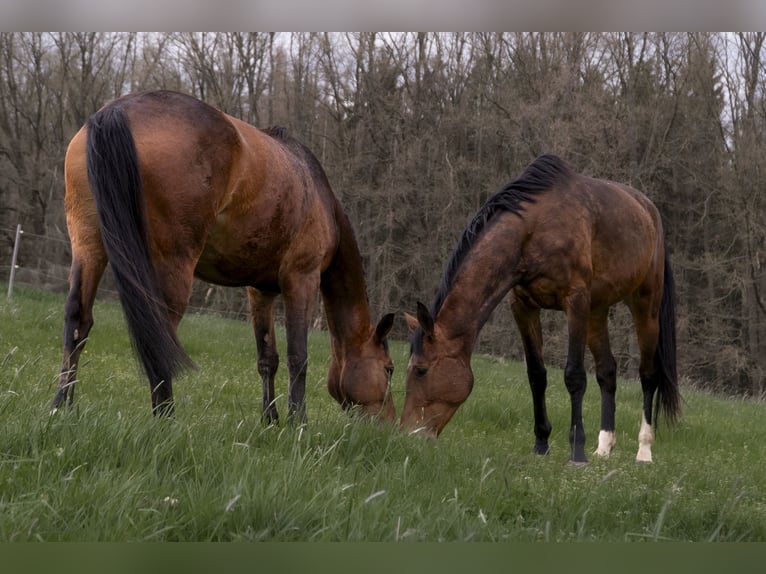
7, 224, 22, 299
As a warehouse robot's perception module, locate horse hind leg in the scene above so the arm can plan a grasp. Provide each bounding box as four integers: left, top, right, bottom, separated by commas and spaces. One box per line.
247, 287, 280, 425
587, 310, 618, 458
636, 347, 659, 464
54, 253, 106, 413
629, 297, 661, 463
148, 259, 198, 416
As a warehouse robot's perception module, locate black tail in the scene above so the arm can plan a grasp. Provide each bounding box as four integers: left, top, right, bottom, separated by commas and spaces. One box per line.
653, 252, 681, 426
86, 105, 193, 390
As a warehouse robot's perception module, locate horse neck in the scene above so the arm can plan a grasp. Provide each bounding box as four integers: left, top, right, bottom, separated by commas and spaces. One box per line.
320, 206, 373, 355
436, 218, 526, 353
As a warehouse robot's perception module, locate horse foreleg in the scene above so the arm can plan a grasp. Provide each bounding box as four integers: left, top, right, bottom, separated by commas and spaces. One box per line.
282, 275, 319, 425
563, 290, 590, 464
247, 287, 280, 424
54, 255, 105, 413
511, 299, 551, 455
587, 311, 618, 458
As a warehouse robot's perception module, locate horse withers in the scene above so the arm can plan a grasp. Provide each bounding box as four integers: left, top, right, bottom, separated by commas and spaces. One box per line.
55, 90, 396, 423
402, 154, 680, 463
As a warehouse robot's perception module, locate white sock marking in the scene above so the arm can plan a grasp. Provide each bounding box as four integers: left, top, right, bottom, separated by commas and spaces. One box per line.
595, 430, 616, 457
636, 414, 654, 463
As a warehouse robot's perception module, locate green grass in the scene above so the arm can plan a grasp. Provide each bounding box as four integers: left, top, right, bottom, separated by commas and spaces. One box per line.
1, 285, 765, 541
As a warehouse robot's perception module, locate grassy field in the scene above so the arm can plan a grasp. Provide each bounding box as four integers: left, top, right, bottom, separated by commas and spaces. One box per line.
1, 285, 765, 542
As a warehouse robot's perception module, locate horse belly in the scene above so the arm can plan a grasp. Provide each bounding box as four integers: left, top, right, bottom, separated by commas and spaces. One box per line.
590, 231, 656, 306
194, 214, 331, 291
512, 283, 564, 311
194, 240, 281, 289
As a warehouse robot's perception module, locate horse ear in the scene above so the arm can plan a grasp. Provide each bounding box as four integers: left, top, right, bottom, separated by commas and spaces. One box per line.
404, 312, 420, 333
374, 312, 395, 343
416, 301, 435, 338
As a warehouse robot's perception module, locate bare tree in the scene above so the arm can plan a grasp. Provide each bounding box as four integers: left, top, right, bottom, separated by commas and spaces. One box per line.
1, 31, 764, 395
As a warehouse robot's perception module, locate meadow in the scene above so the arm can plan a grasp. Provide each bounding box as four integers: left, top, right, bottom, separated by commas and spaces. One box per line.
1, 285, 765, 542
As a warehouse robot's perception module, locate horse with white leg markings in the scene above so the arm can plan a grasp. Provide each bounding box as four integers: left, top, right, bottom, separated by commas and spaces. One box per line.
401, 154, 681, 464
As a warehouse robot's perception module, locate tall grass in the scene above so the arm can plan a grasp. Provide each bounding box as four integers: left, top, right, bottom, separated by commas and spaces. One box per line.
1, 285, 765, 541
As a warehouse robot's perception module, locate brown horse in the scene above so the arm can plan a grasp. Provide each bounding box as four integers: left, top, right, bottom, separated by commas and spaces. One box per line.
54, 90, 395, 423
402, 154, 680, 463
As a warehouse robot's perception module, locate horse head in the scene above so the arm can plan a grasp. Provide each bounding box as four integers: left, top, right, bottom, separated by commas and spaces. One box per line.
400, 302, 474, 437
328, 312, 397, 423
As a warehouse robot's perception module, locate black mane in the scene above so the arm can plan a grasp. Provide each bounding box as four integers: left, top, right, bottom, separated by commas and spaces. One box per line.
412, 153, 572, 353
264, 125, 290, 140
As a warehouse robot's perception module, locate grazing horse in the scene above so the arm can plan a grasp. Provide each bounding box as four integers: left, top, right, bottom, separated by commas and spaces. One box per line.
55, 90, 395, 423
402, 154, 680, 463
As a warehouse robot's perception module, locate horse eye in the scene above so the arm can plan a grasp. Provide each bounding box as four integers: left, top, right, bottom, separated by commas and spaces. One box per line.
414, 367, 428, 379
385, 365, 394, 378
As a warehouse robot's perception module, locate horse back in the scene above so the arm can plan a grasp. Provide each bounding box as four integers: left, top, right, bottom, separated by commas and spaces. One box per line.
65, 91, 240, 256
511, 172, 664, 310
66, 90, 340, 291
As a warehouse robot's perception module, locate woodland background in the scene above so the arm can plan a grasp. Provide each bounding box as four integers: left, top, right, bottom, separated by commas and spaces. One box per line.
0, 32, 764, 397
